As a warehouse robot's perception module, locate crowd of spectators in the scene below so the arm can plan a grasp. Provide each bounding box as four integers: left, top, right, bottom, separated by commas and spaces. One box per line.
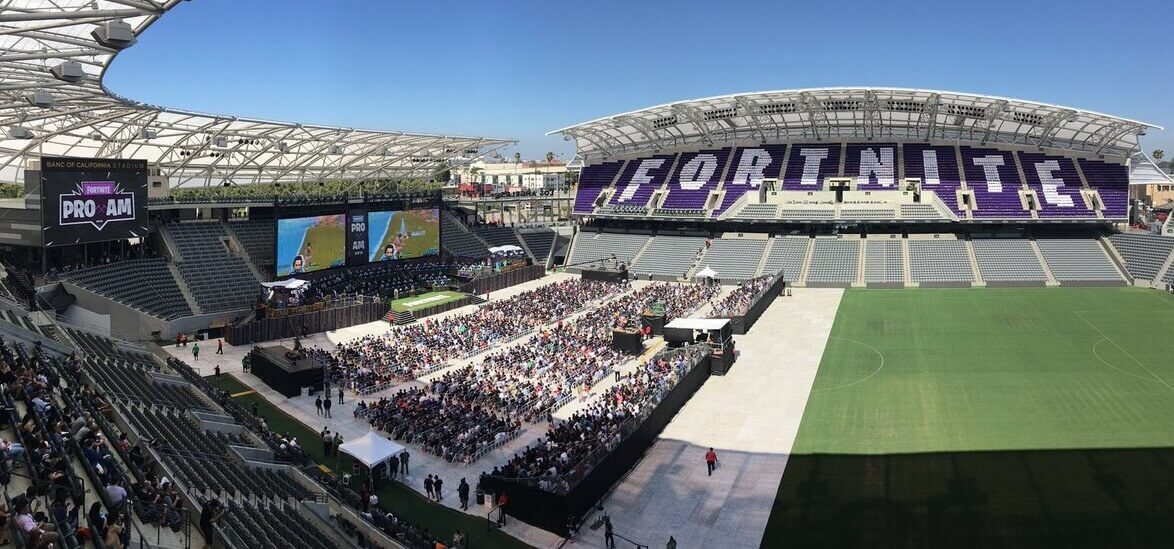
304, 259, 452, 303
488, 344, 708, 493
354, 281, 719, 465
707, 275, 775, 318
328, 280, 621, 392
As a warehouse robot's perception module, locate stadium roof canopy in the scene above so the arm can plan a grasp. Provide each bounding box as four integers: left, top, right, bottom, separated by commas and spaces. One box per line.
550, 88, 1162, 163
0, 0, 514, 187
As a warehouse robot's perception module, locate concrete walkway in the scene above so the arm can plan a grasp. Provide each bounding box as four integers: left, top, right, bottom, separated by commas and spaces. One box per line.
568, 288, 844, 549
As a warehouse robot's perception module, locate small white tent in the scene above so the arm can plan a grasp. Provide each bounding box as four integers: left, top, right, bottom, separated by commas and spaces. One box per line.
337, 431, 404, 469
695, 266, 718, 279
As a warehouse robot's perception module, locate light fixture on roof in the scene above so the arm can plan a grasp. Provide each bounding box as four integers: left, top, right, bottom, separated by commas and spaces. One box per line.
91, 20, 136, 50
25, 91, 55, 108
213, 136, 227, 148
90, 131, 103, 141
50, 61, 85, 83
330, 145, 344, 155
275, 141, 289, 153
8, 127, 35, 139
140, 128, 156, 140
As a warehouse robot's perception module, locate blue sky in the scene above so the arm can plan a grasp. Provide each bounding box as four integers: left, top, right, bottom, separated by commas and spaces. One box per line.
104, 0, 1173, 161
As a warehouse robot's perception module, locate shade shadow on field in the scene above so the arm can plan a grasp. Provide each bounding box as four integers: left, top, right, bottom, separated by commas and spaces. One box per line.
763, 446, 1174, 549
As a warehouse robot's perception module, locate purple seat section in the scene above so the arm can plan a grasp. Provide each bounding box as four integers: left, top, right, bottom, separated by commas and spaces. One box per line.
714, 144, 787, 215
660, 148, 731, 210
1018, 152, 1094, 217
1079, 158, 1129, 219
960, 146, 1029, 218
573, 161, 623, 214
781, 144, 841, 190
608, 154, 677, 206
844, 143, 898, 190
903, 144, 963, 215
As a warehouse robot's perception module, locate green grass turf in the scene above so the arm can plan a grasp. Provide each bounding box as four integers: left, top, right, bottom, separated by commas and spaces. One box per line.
763, 287, 1174, 548
389, 290, 467, 312
205, 374, 532, 549
372, 210, 440, 260
301, 219, 346, 272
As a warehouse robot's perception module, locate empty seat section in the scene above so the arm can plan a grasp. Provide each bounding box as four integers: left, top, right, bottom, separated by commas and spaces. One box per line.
1107, 233, 1174, 281
908, 240, 974, 284
734, 203, 778, 220
695, 239, 768, 281
762, 237, 809, 281
61, 258, 192, 319
960, 147, 1028, 218
227, 220, 276, 277
471, 225, 523, 248
568, 232, 649, 267
782, 144, 840, 191
844, 143, 898, 190
518, 228, 556, 264
629, 236, 705, 279
864, 240, 904, 284
904, 144, 963, 216
900, 203, 945, 220
1017, 152, 1094, 218
806, 239, 859, 285
1036, 238, 1125, 284
574, 161, 624, 214
1079, 159, 1129, 219
714, 144, 787, 214
168, 222, 261, 312
441, 213, 490, 258
660, 148, 731, 212
972, 239, 1048, 283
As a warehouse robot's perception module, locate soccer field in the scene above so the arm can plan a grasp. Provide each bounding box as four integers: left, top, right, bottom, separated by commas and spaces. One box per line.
763, 287, 1174, 548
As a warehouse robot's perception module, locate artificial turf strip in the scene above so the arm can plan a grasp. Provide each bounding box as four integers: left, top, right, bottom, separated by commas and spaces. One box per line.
762, 287, 1174, 548
389, 290, 468, 312
204, 374, 533, 549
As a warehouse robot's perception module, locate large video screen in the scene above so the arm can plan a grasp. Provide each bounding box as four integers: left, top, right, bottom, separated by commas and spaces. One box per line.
40, 157, 148, 247
276, 214, 346, 277
367, 208, 440, 262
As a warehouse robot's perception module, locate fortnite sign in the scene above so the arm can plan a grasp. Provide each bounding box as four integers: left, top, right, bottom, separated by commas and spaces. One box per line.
59, 181, 137, 230
39, 156, 148, 247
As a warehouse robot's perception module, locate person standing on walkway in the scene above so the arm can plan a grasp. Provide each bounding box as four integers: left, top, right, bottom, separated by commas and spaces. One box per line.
424, 475, 435, 500
604, 516, 615, 548
434, 476, 444, 501
458, 479, 469, 511
401, 450, 410, 475
216, 339, 223, 355
323, 396, 332, 418
705, 447, 718, 476
315, 396, 323, 416
332, 433, 342, 456
322, 429, 331, 455
337, 387, 344, 405
388, 455, 399, 481
192, 342, 199, 361
214, 364, 220, 378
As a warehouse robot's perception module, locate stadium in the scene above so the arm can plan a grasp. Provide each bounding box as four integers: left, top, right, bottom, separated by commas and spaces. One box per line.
0, 1, 1171, 549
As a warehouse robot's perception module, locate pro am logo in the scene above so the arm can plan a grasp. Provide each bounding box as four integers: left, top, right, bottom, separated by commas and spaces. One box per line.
59, 180, 136, 230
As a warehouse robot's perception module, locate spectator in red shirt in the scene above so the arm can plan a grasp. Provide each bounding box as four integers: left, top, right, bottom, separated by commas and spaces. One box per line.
705, 448, 718, 476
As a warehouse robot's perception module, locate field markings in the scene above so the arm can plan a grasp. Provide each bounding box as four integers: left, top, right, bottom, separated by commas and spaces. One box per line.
1075, 310, 1174, 393
1090, 337, 1164, 383
813, 336, 886, 392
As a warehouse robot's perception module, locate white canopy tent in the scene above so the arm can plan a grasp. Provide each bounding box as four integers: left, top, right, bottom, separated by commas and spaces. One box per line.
261, 279, 309, 290
694, 266, 718, 279
488, 245, 523, 255
337, 431, 404, 469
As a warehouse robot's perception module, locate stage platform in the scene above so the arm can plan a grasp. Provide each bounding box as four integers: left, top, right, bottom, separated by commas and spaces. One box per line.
389, 290, 467, 313
249, 344, 325, 397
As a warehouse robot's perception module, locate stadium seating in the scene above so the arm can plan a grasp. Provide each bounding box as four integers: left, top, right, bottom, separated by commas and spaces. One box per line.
903, 144, 963, 215
782, 144, 841, 191
844, 144, 898, 190
0, 309, 55, 339
574, 160, 624, 214
629, 236, 706, 279
714, 145, 787, 214
1107, 232, 1174, 281
660, 148, 731, 210
1079, 158, 1129, 218
900, 203, 946, 220
1036, 238, 1126, 284
167, 222, 261, 313
226, 219, 276, 279
806, 239, 859, 286
472, 225, 524, 248
762, 237, 810, 281
1018, 152, 1094, 218
518, 227, 556, 265
908, 239, 975, 285
864, 239, 904, 285
440, 213, 490, 258
694, 238, 768, 281
85, 356, 212, 411
61, 258, 193, 319
609, 154, 677, 208
779, 208, 835, 220
734, 203, 779, 220
60, 325, 153, 363
971, 239, 1048, 285
568, 232, 649, 267
840, 207, 894, 221
220, 502, 337, 549
960, 147, 1029, 218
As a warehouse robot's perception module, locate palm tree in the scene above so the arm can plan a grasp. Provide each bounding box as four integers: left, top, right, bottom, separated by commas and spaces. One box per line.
546, 151, 555, 164
1153, 149, 1165, 162
513, 152, 521, 163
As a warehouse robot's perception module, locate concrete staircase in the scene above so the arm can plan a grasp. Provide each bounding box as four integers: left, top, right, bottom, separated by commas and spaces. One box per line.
1029, 239, 1060, 286
964, 239, 986, 287
167, 263, 202, 315
797, 238, 815, 286
223, 224, 267, 283
753, 238, 775, 277
902, 238, 914, 287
